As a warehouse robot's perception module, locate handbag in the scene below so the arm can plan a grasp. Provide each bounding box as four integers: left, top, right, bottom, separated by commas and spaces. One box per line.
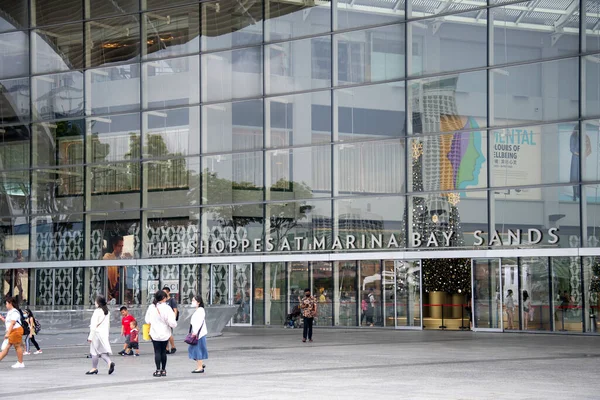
184, 320, 205, 346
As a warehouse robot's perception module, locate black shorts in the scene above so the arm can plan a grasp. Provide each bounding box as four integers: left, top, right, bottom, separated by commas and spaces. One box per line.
128, 342, 139, 350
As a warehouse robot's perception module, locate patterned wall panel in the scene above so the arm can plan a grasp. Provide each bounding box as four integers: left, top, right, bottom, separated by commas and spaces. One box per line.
180, 264, 198, 304
54, 268, 73, 306
36, 231, 83, 261
74, 267, 84, 306
36, 269, 54, 306
88, 266, 104, 305
91, 229, 104, 260
147, 225, 199, 257
212, 264, 229, 304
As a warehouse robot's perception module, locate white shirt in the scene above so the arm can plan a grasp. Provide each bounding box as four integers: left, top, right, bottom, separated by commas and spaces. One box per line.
190, 307, 208, 339
5, 309, 20, 330
145, 302, 177, 341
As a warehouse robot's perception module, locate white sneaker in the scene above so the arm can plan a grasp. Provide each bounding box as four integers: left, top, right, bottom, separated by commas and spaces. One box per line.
23, 352, 31, 355
11, 362, 24, 369
34, 350, 42, 354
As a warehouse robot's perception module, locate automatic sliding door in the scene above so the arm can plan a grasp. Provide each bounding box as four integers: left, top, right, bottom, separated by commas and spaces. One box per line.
472, 258, 503, 331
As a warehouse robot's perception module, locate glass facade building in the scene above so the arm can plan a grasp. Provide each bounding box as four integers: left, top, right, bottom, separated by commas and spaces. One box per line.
1, 0, 600, 333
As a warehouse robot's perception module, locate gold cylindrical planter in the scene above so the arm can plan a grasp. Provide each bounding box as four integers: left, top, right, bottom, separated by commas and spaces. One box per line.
430, 291, 445, 319
452, 294, 464, 318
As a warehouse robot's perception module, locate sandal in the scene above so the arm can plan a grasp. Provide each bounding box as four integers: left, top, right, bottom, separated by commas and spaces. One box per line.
153, 370, 161, 377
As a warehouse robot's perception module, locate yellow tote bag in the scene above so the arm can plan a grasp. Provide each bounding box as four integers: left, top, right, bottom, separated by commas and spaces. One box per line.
142, 323, 151, 341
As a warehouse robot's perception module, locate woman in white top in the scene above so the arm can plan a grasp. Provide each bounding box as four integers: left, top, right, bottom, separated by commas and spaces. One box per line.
522, 290, 532, 330
0, 296, 25, 368
188, 294, 209, 374
86, 296, 115, 375
145, 290, 177, 377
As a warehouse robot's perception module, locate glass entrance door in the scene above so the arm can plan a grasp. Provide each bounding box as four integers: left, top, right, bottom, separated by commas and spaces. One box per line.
210, 263, 252, 326
472, 258, 503, 331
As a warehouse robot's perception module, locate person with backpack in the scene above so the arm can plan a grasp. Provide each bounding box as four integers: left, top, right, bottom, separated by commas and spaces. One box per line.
23, 308, 42, 355
0, 296, 25, 368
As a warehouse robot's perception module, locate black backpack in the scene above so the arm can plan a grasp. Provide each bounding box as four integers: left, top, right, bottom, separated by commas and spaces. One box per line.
18, 309, 30, 335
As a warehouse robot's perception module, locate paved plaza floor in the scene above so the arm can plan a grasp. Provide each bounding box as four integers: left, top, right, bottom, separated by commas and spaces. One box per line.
0, 327, 599, 399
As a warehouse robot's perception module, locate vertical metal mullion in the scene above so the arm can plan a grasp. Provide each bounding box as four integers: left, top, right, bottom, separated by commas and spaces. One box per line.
487, 1, 494, 247
517, 257, 523, 330
27, 0, 34, 267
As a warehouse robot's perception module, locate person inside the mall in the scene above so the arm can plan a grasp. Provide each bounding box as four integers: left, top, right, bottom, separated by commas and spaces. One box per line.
300, 288, 317, 342
162, 286, 178, 354
361, 294, 368, 325
86, 296, 115, 375
103, 236, 132, 302
522, 291, 531, 330
145, 290, 177, 377
188, 294, 208, 374
367, 289, 376, 327
118, 306, 135, 356
0, 296, 25, 368
505, 290, 515, 330
23, 308, 42, 355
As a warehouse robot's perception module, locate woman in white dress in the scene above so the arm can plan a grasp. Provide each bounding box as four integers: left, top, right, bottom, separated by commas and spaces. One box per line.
86, 296, 115, 375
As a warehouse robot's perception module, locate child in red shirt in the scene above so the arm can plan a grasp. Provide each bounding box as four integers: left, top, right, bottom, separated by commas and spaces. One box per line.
126, 320, 140, 356
119, 306, 136, 356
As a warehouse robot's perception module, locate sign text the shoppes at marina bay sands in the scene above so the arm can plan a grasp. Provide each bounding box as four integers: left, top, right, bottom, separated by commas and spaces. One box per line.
147, 228, 560, 256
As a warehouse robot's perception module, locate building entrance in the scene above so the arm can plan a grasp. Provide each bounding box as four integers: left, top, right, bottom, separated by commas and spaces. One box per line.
422, 258, 471, 330
210, 263, 252, 326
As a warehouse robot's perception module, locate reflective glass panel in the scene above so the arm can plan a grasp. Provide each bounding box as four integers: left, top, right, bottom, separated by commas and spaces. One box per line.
32, 167, 84, 214
266, 0, 329, 40
32, 214, 84, 261
359, 260, 381, 326
252, 263, 265, 325
409, 70, 487, 135
145, 157, 201, 208
203, 100, 263, 154
520, 256, 551, 331
90, 211, 140, 260
33, 72, 84, 121
0, 170, 28, 216
0, 31, 28, 78
493, 186, 579, 248
408, 191, 487, 248
144, 0, 197, 10
313, 261, 333, 326
268, 91, 330, 147
202, 203, 264, 254
584, 57, 600, 118
143, 56, 199, 109
202, 152, 263, 204
87, 64, 140, 115
337, 0, 403, 31
265, 199, 332, 252
33, 119, 85, 167
337, 24, 404, 85
33, 0, 82, 26
490, 121, 577, 189
145, 208, 200, 257
267, 145, 331, 200
409, 12, 486, 76
33, 24, 84, 74
336, 196, 405, 249
89, 162, 141, 211
551, 256, 583, 332
336, 82, 405, 142
337, 140, 404, 195
202, 47, 262, 102
144, 5, 199, 59
583, 0, 600, 53
90, 0, 139, 18
583, 256, 599, 332
202, 0, 262, 51
0, 217, 29, 262
88, 113, 140, 163
0, 1, 27, 32
0, 77, 29, 125
394, 260, 421, 327
584, 184, 600, 247
143, 107, 200, 157
87, 16, 140, 68
0, 124, 29, 170
266, 262, 286, 325
492, 58, 579, 127
492, 5, 579, 65
267, 36, 331, 95
336, 261, 357, 326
